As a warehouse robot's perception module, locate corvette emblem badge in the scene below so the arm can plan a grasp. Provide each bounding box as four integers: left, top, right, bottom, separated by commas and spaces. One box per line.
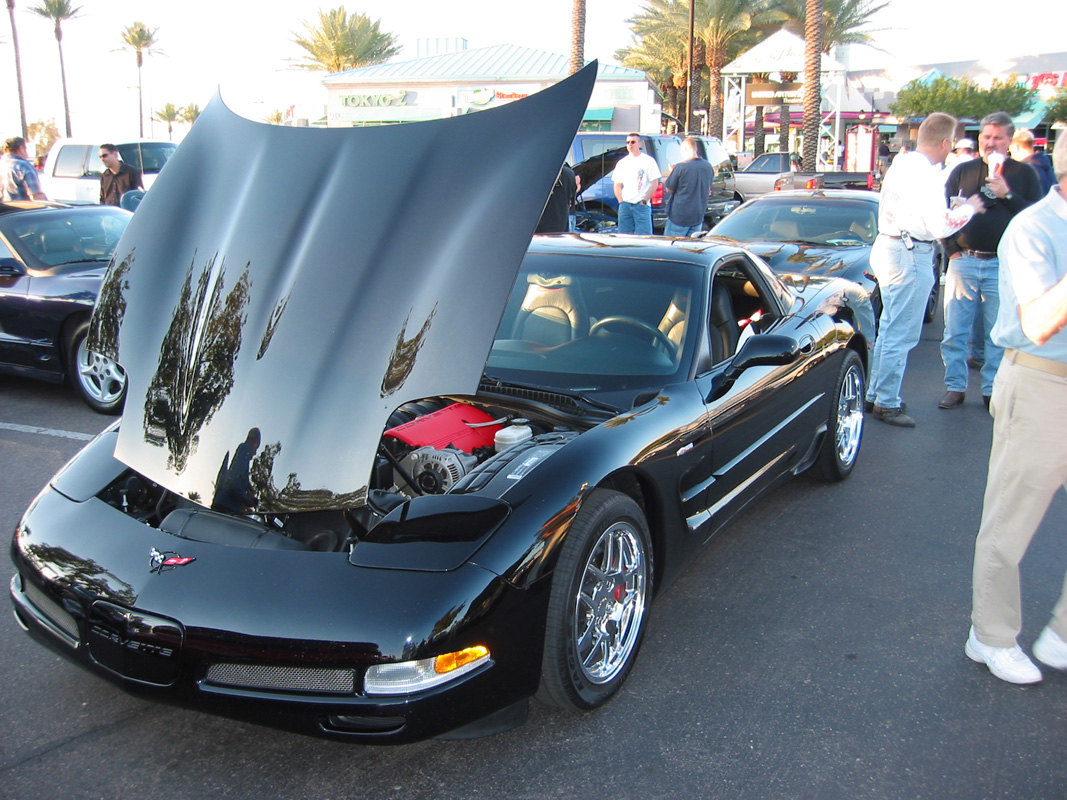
150, 547, 196, 573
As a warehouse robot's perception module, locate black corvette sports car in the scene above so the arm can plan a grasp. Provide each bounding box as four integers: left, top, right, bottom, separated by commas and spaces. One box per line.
10, 66, 873, 743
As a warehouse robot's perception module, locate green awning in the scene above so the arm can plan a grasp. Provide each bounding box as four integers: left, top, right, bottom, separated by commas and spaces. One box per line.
583, 107, 614, 122
1013, 99, 1049, 130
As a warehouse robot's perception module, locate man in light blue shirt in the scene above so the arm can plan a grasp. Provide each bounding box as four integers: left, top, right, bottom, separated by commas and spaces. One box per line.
967, 133, 1067, 685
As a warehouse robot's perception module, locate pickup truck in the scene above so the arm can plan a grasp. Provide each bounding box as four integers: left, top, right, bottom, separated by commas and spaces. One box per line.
733, 152, 879, 203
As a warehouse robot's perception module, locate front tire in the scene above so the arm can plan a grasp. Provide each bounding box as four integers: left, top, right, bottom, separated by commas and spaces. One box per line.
537, 489, 652, 711
68, 323, 127, 414
814, 349, 865, 482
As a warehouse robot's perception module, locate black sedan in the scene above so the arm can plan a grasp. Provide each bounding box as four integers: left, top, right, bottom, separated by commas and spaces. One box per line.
9, 68, 873, 744
708, 189, 942, 323
0, 201, 131, 412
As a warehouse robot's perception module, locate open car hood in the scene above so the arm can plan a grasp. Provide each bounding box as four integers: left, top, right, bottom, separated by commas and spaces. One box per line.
89, 64, 596, 512
573, 145, 627, 197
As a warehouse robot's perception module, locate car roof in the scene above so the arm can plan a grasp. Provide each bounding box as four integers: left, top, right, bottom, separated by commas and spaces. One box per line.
0, 200, 71, 216
527, 232, 738, 269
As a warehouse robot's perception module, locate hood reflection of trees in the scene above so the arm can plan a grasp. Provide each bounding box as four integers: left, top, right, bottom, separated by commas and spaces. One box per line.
142, 254, 251, 473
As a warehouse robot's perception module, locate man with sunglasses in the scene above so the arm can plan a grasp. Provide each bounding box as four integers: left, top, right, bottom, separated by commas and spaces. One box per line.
613, 134, 660, 234
99, 144, 144, 206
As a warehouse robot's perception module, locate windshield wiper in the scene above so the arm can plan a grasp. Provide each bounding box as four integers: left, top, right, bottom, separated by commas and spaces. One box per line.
480, 373, 621, 415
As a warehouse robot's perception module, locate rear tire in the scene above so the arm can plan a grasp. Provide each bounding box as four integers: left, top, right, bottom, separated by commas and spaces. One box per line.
815, 349, 865, 482
536, 489, 652, 711
67, 322, 127, 414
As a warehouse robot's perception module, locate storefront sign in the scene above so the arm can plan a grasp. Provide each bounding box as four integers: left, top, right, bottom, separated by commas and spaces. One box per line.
746, 82, 804, 106
340, 91, 414, 108
1016, 72, 1067, 90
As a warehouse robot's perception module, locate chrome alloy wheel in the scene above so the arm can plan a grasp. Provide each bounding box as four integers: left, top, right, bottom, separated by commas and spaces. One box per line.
573, 521, 649, 684
76, 336, 127, 408
835, 361, 864, 468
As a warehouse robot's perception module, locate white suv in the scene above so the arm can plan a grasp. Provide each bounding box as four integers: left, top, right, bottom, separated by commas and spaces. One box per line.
41, 139, 178, 204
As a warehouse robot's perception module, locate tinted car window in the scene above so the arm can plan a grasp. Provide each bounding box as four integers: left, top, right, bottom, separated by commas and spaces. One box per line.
712, 197, 878, 245
489, 254, 702, 390
579, 136, 627, 159
51, 144, 90, 178
2, 207, 132, 268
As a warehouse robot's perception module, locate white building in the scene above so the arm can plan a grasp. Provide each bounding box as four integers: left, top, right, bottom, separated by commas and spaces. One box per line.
321, 43, 660, 132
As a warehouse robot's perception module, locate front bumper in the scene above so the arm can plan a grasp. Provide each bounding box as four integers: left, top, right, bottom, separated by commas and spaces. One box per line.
10, 486, 548, 743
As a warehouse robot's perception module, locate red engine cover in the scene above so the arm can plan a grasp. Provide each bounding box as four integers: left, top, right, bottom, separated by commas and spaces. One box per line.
383, 403, 501, 453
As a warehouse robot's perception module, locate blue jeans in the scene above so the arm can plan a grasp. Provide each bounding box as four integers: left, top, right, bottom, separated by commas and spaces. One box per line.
664, 219, 701, 237
617, 202, 652, 234
866, 237, 936, 408
941, 254, 1003, 395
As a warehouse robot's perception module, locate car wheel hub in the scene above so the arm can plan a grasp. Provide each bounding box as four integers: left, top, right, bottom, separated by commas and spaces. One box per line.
835, 363, 864, 466
574, 521, 648, 684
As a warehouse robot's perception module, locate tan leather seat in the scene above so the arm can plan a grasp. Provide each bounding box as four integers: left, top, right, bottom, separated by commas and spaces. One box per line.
511, 274, 588, 346
658, 289, 689, 356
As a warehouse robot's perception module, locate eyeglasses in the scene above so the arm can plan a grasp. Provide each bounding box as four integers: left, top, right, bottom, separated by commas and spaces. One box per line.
99, 153, 113, 159
626, 140, 640, 145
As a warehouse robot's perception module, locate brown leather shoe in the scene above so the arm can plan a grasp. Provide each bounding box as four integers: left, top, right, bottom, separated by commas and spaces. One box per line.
939, 390, 965, 409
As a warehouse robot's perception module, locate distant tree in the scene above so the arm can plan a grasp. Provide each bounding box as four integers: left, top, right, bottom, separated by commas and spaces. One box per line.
292, 7, 399, 72
29, 0, 80, 137
1047, 87, 1067, 125
263, 109, 283, 125
181, 103, 201, 126
27, 118, 59, 155
569, 0, 586, 75
120, 21, 160, 137
891, 74, 1036, 120
617, 32, 688, 130
6, 0, 28, 137
154, 102, 180, 140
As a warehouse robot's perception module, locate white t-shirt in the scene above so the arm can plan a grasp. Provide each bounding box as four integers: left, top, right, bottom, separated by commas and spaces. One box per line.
612, 153, 661, 204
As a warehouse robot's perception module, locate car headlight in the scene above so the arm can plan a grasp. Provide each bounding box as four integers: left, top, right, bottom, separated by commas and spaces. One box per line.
363, 646, 490, 696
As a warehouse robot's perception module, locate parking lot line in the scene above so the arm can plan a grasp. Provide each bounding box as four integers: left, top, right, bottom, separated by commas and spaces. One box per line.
0, 422, 95, 441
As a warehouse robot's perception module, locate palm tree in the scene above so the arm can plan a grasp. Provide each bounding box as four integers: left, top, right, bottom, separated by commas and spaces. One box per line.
181, 103, 200, 126
6, 0, 28, 138
618, 32, 688, 131
263, 110, 283, 126
801, 0, 822, 171
569, 0, 585, 76
630, 0, 782, 139
29, 0, 80, 137
153, 102, 180, 140
121, 21, 160, 137
779, 0, 888, 53
292, 7, 399, 72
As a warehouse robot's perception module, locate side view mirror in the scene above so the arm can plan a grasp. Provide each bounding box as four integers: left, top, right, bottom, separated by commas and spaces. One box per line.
0, 257, 25, 276
707, 333, 800, 401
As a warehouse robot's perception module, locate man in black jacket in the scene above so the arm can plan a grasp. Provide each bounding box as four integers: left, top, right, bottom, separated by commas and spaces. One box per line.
939, 112, 1043, 410
98, 143, 144, 206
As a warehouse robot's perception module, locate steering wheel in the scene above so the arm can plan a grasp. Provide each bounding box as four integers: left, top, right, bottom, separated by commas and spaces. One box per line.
590, 315, 676, 355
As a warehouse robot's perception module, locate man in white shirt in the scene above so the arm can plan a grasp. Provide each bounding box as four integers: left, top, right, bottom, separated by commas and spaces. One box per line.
865, 112, 984, 426
612, 134, 661, 235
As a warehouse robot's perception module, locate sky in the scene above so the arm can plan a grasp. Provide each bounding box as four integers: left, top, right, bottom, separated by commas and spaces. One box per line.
2, 0, 1064, 145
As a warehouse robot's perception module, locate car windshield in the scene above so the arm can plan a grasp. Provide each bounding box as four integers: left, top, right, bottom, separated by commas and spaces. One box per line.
711, 197, 878, 246
2, 207, 131, 267
487, 252, 703, 394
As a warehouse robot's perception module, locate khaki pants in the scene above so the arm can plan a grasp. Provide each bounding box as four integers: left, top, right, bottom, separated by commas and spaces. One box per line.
973, 360, 1067, 648
972, 357, 1067, 647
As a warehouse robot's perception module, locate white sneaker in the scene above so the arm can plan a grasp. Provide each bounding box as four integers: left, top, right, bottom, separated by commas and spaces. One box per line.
1033, 626, 1067, 670
965, 626, 1042, 684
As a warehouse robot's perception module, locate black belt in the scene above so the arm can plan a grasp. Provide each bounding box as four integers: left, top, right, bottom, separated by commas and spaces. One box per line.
884, 234, 933, 243
958, 249, 998, 260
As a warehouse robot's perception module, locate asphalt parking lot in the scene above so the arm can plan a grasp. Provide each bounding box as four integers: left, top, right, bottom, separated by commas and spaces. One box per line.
2, 317, 1066, 800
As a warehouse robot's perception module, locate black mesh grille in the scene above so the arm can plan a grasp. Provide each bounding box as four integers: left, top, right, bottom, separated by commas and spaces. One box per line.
205, 663, 356, 695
